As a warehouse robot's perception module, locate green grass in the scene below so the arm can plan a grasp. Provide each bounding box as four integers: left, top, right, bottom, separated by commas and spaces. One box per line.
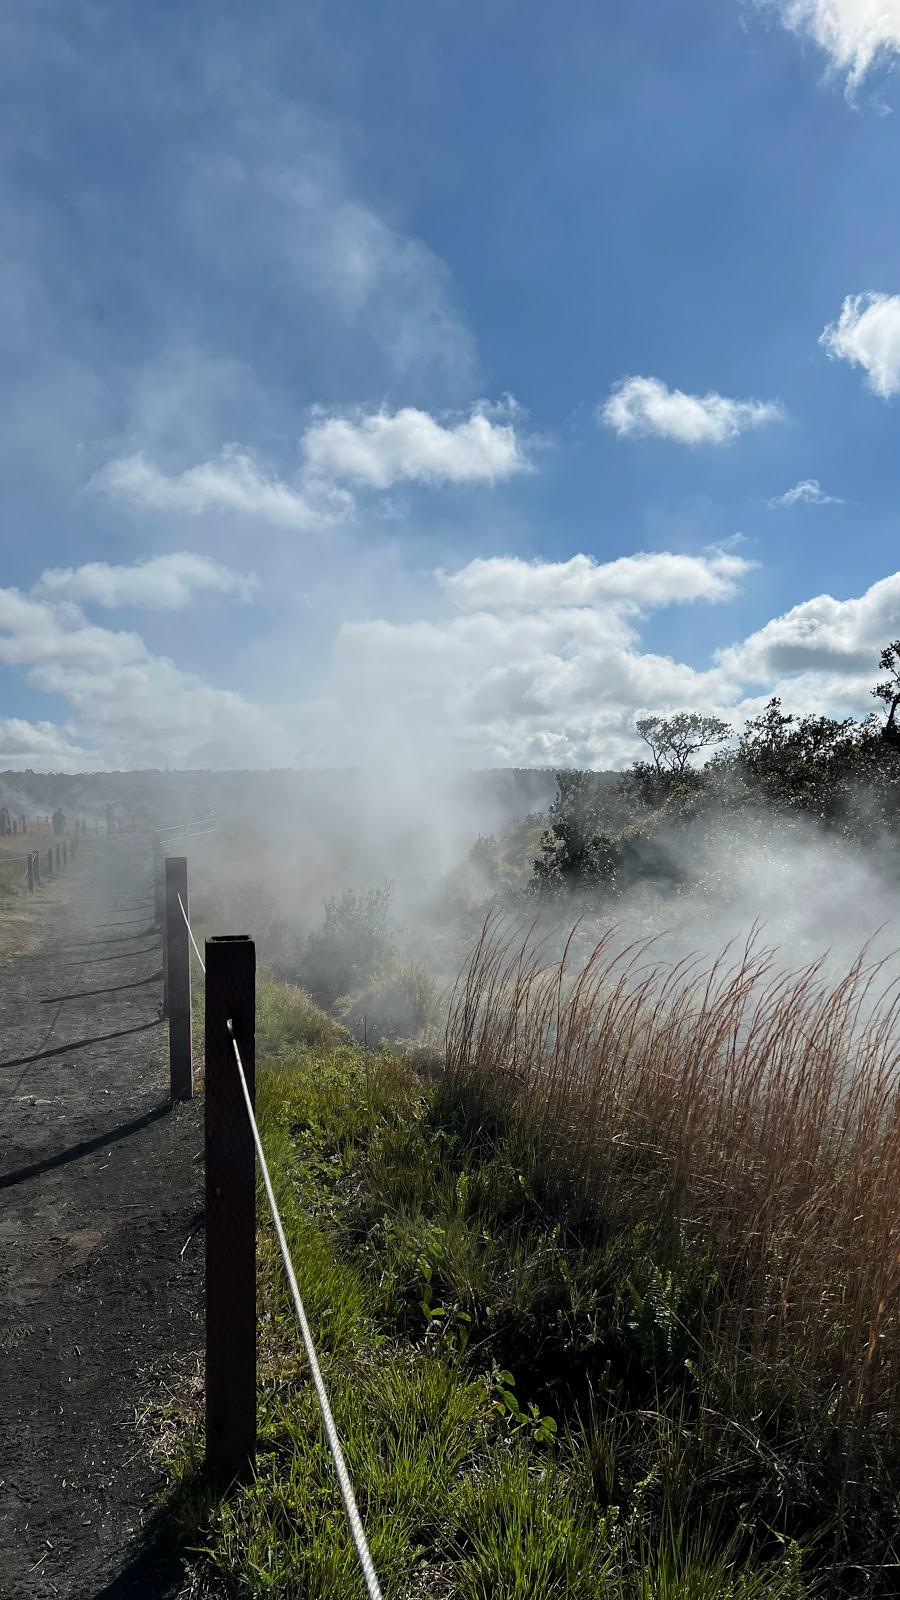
165, 1000, 815, 1599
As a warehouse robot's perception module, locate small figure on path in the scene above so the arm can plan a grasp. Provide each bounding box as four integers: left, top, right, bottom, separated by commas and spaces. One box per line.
52, 807, 66, 837
0, 804, 10, 835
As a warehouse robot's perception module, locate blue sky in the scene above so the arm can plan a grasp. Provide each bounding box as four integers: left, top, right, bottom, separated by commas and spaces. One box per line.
3, 0, 900, 770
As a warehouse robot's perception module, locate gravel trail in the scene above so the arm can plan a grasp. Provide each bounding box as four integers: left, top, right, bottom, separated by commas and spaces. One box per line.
0, 835, 204, 1598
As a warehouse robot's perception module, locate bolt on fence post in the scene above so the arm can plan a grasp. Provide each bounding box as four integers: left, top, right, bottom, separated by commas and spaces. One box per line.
27, 853, 34, 893
165, 857, 192, 1103
205, 934, 256, 1490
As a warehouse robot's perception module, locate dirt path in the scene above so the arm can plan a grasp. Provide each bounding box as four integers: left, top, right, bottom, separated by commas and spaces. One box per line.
0, 836, 204, 1598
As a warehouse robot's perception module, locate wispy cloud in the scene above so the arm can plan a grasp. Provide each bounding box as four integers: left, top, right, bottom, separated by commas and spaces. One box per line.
599, 376, 784, 444
762, 2, 900, 94
302, 401, 532, 488
767, 477, 843, 508
91, 446, 351, 531
820, 293, 900, 398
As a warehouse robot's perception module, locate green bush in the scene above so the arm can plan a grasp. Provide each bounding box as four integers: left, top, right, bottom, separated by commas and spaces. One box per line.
336, 960, 440, 1046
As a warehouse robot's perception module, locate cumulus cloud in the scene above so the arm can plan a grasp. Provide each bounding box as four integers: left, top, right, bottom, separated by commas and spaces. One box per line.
440, 550, 753, 611
0, 717, 88, 771
310, 556, 900, 769
37, 553, 257, 610
599, 376, 784, 444
311, 547, 754, 768
91, 445, 350, 530
717, 572, 900, 684
301, 401, 531, 488
765, 2, 900, 93
767, 477, 843, 508
0, 585, 284, 768
819, 293, 900, 397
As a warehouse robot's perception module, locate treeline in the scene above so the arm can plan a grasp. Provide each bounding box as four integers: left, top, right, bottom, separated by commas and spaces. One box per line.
0, 765, 559, 829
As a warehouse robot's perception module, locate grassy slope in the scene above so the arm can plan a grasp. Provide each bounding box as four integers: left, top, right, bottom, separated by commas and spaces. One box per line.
167, 982, 812, 1599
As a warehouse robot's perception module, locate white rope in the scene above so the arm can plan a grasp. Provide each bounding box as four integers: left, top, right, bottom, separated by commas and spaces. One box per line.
177, 893, 206, 973
226, 1020, 383, 1600
157, 814, 216, 835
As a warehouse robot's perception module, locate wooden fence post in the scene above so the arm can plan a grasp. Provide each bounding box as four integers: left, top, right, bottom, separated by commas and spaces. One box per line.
152, 833, 164, 927
27, 853, 34, 893
55, 844, 60, 871
205, 934, 256, 1490
63, 841, 67, 867
46, 848, 52, 877
152, 834, 169, 1018
33, 850, 40, 887
165, 857, 192, 1103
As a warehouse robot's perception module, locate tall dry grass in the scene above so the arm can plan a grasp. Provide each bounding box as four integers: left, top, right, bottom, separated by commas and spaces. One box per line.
446, 919, 900, 1443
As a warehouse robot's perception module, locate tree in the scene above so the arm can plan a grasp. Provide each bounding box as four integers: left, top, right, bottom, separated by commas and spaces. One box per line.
873, 640, 900, 750
635, 712, 732, 775
532, 771, 619, 892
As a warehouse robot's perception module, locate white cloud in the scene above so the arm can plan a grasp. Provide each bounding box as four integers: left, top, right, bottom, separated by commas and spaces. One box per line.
717, 572, 900, 683
312, 547, 753, 768
767, 477, 843, 508
0, 586, 284, 768
440, 550, 753, 611
765, 2, 900, 92
301, 401, 531, 488
0, 717, 88, 771
313, 556, 900, 770
600, 376, 784, 444
37, 553, 257, 610
819, 293, 900, 397
91, 445, 350, 530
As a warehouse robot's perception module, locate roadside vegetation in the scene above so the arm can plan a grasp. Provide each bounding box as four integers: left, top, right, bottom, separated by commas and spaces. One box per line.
168, 924, 899, 1597
166, 642, 900, 1595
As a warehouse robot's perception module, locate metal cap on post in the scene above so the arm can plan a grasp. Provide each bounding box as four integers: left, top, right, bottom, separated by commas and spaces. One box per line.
165, 857, 192, 1103
205, 934, 256, 1490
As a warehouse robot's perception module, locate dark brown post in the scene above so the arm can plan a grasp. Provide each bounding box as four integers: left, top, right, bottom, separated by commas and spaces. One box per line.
55, 844, 60, 871
47, 848, 52, 876
26, 853, 34, 893
152, 834, 164, 928
12, 819, 16, 836
33, 849, 40, 887
205, 935, 256, 1489
152, 833, 168, 1016
165, 857, 192, 1103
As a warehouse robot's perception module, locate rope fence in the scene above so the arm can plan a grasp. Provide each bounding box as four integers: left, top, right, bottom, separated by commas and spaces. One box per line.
227, 1020, 383, 1600
161, 849, 382, 1599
